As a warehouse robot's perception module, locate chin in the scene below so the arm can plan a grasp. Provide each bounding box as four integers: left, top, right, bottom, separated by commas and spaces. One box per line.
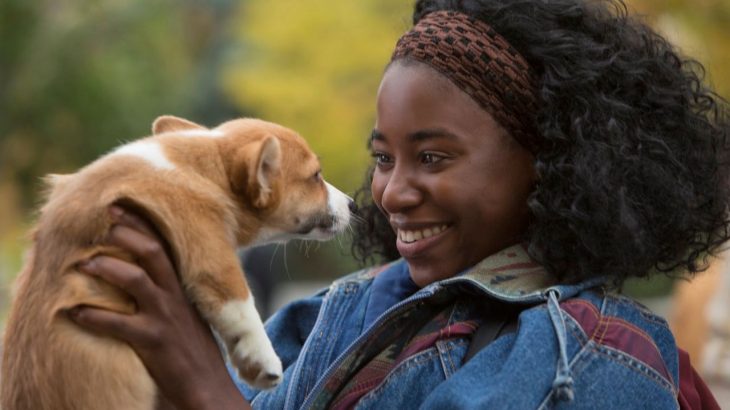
407, 262, 459, 288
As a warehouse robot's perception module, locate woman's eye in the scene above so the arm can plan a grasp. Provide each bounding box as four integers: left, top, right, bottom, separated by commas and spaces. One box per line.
312, 170, 322, 182
371, 152, 392, 164
420, 152, 444, 164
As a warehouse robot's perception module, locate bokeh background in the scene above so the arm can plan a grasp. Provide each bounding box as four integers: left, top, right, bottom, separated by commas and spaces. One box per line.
1, 0, 730, 396
0, 0, 415, 317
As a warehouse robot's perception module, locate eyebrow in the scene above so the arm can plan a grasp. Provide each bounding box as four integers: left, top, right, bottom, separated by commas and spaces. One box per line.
370, 128, 459, 143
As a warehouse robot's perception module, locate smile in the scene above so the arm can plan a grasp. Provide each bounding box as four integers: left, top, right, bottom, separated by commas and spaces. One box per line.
398, 225, 449, 244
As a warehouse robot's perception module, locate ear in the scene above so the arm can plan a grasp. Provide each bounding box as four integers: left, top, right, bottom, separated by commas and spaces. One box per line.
232, 136, 281, 208
152, 115, 206, 135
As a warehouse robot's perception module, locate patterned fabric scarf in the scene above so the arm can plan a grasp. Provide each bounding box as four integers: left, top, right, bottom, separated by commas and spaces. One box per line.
305, 293, 483, 410
391, 10, 541, 153
329, 303, 480, 410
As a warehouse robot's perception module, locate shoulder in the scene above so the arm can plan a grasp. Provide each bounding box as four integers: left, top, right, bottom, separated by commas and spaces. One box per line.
559, 291, 676, 368
435, 289, 680, 408
331, 260, 400, 287
556, 291, 680, 399
269, 260, 399, 319
420, 288, 680, 408
265, 260, 403, 342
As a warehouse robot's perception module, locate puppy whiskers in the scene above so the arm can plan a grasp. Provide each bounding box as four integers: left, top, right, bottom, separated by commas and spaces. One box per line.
283, 242, 291, 279
269, 244, 280, 272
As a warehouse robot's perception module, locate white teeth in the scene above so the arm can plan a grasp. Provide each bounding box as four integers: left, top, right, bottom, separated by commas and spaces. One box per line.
398, 225, 448, 244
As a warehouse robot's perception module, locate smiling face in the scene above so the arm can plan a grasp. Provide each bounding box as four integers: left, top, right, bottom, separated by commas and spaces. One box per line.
371, 62, 536, 287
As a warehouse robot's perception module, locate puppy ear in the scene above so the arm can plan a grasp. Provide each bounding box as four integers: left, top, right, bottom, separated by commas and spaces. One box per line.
152, 115, 206, 134
232, 136, 281, 208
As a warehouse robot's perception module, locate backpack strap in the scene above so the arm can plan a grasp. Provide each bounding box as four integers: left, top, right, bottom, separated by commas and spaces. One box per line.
463, 302, 520, 364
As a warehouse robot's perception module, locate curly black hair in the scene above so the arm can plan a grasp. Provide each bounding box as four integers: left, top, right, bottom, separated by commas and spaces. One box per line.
351, 0, 730, 286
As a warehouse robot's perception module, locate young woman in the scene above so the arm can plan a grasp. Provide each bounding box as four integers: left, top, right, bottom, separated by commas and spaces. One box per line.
71, 0, 729, 408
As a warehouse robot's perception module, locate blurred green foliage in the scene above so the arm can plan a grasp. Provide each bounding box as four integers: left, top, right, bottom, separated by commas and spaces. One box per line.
223, 0, 412, 192
0, 0, 728, 315
0, 0, 413, 314
0, 0, 239, 211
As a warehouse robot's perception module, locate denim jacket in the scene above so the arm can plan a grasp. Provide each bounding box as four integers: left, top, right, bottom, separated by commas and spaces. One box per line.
234, 245, 680, 409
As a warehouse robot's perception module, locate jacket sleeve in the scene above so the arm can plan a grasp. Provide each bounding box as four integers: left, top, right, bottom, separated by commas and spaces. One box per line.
227, 290, 327, 403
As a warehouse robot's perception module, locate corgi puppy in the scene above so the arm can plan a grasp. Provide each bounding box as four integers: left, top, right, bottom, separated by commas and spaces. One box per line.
1, 116, 353, 410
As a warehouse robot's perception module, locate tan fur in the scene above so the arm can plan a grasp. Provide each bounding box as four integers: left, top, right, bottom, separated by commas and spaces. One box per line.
1, 116, 351, 410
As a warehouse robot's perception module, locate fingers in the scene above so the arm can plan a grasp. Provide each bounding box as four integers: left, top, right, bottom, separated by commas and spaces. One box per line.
109, 205, 160, 242
68, 305, 152, 346
105, 217, 180, 293
79, 255, 159, 307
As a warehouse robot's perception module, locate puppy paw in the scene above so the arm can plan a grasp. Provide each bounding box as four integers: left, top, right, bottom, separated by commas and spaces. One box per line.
230, 337, 283, 389
214, 299, 283, 389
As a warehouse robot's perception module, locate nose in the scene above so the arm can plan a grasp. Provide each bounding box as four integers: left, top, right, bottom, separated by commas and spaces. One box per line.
378, 166, 422, 214
348, 199, 357, 214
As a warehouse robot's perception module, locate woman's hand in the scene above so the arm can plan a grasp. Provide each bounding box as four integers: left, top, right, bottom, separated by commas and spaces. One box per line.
69, 206, 251, 410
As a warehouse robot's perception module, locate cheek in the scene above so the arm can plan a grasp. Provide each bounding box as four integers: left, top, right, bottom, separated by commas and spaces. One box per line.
428, 176, 457, 198
300, 183, 329, 212
277, 183, 325, 219
470, 179, 533, 237
370, 172, 386, 207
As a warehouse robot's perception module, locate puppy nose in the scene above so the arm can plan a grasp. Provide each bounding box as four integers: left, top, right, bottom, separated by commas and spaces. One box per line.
348, 200, 357, 214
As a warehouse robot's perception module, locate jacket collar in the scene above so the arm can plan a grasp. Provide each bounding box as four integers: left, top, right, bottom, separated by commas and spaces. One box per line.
424, 244, 607, 304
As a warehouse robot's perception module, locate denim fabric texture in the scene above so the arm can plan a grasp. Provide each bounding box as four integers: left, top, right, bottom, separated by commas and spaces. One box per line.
231, 245, 680, 409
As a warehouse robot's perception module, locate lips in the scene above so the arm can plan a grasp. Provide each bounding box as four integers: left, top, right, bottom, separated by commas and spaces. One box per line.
394, 223, 451, 258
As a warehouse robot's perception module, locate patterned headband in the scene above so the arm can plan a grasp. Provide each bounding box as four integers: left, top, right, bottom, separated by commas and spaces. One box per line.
391, 10, 540, 153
